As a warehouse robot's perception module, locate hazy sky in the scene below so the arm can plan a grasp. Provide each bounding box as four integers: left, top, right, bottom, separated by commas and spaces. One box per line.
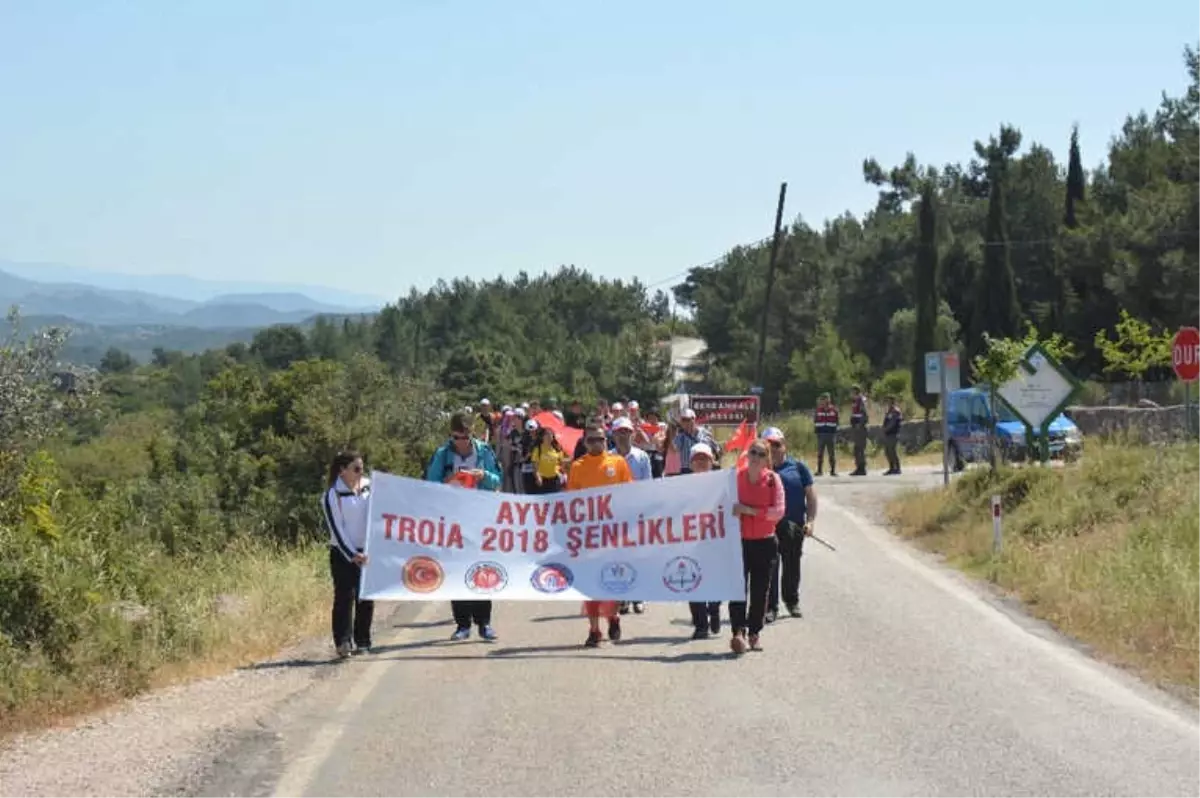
1, 1, 1194, 302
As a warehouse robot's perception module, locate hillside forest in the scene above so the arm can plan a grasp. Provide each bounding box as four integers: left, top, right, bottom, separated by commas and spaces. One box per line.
0, 45, 1195, 726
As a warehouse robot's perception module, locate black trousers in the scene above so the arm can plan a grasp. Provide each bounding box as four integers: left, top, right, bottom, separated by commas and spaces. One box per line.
816, 433, 837, 473
451, 600, 492, 629
884, 433, 901, 471
728, 536, 779, 636
688, 601, 720, 628
330, 547, 374, 648
530, 477, 561, 494
768, 520, 806, 612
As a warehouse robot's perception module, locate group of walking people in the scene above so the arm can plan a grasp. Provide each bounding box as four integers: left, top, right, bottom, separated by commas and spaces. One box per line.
320, 397, 820, 658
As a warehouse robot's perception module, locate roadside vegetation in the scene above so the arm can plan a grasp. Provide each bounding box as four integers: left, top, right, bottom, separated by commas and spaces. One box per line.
886, 439, 1199, 697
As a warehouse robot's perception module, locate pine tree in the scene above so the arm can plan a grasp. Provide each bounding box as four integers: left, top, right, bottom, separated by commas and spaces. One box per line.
911, 183, 940, 422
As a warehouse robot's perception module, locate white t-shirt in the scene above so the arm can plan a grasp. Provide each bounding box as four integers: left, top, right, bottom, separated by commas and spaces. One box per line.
449, 448, 479, 472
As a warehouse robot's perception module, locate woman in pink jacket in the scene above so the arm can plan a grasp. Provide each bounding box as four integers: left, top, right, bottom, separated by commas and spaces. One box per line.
729, 439, 786, 654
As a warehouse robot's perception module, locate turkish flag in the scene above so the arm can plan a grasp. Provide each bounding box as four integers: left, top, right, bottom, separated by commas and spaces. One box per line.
532, 411, 584, 454
725, 419, 756, 471
726, 419, 755, 454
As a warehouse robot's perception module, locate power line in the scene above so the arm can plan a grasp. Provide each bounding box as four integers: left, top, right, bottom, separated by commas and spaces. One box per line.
644, 216, 1194, 292
642, 234, 775, 291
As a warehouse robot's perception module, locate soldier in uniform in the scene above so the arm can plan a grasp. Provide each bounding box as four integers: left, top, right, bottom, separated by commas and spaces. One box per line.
813, 393, 839, 477
882, 396, 903, 475
849, 385, 869, 476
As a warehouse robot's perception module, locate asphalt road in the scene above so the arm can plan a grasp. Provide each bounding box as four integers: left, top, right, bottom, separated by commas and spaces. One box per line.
194, 468, 1199, 797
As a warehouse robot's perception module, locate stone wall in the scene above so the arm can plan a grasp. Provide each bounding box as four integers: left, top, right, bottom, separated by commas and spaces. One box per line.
833, 422, 941, 453
1062, 405, 1199, 444
826, 404, 1198, 451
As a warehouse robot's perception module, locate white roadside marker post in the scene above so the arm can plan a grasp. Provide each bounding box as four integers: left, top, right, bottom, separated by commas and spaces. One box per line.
991, 494, 1003, 552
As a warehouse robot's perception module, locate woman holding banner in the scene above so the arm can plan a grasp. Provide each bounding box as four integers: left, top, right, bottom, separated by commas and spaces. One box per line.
729, 439, 785, 654
425, 412, 504, 642
322, 450, 374, 659
682, 442, 723, 639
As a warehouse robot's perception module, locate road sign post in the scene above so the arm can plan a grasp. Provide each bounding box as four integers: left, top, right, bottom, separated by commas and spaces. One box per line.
1172, 327, 1199, 438
996, 344, 1080, 465
926, 351, 960, 486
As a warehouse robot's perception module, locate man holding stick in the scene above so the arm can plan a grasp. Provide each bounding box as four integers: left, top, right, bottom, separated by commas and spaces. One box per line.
762, 426, 818, 622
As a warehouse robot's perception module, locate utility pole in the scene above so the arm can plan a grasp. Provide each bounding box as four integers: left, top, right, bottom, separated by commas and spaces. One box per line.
755, 182, 788, 392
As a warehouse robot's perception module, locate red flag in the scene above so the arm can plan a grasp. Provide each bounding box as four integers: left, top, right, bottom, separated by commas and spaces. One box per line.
531, 411, 583, 455
725, 419, 755, 454
725, 419, 756, 470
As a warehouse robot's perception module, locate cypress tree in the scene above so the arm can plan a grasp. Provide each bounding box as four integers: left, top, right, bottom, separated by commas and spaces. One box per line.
971, 145, 1022, 352
1064, 125, 1086, 228
911, 182, 940, 422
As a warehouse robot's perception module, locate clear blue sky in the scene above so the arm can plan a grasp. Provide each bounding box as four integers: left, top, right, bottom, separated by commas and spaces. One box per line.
1, 1, 1194, 303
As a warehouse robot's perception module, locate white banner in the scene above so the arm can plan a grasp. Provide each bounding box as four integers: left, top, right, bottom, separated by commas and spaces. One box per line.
359, 469, 744, 601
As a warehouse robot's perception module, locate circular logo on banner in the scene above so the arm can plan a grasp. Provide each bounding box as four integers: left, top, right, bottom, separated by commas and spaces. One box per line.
530, 563, 574, 594
402, 556, 444, 593
465, 561, 509, 594
662, 556, 702, 594
600, 562, 638, 594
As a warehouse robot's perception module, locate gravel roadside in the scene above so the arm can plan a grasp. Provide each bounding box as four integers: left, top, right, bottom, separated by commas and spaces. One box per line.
0, 602, 416, 798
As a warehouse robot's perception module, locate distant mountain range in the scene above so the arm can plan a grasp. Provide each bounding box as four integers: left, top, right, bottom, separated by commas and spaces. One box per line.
0, 261, 386, 365
0, 261, 385, 308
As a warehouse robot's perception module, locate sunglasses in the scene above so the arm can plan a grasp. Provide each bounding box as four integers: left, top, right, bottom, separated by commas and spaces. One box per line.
748, 449, 768, 458
585, 436, 606, 444
451, 433, 471, 441
768, 441, 783, 449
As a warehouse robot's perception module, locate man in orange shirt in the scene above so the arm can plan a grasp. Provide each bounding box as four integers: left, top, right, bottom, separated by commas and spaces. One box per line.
567, 424, 634, 648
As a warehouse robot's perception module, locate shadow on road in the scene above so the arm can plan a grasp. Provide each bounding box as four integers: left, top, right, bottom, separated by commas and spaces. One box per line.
392, 618, 454, 630
487, 634, 689, 655
239, 657, 336, 671
528, 613, 582, 623
363, 646, 733, 664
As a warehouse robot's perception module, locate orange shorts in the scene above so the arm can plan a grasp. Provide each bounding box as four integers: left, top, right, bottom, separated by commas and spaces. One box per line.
581, 600, 619, 618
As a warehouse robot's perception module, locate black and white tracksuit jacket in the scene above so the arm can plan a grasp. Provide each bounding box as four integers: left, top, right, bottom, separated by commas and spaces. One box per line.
323, 477, 371, 563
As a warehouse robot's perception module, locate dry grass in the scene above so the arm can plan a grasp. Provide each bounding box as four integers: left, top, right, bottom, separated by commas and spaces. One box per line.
0, 543, 329, 738
887, 440, 1200, 698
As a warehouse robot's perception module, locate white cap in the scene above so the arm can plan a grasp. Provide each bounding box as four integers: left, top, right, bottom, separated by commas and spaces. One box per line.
628, 400, 639, 409
464, 406, 473, 414
611, 417, 634, 432
515, 407, 526, 417
680, 407, 697, 420
612, 402, 624, 411
691, 443, 714, 460
520, 402, 529, 409
480, 398, 491, 406
502, 404, 512, 412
